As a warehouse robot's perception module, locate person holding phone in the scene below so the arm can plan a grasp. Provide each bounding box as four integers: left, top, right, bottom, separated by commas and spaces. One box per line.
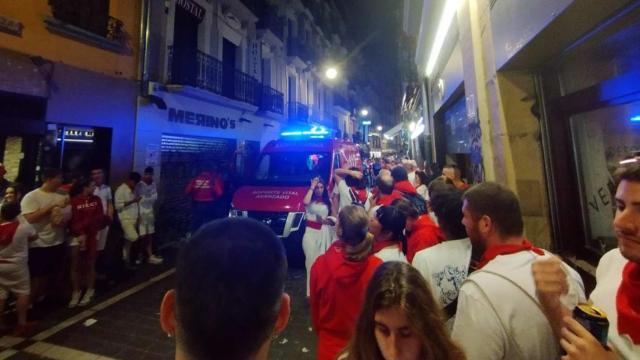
302, 177, 335, 297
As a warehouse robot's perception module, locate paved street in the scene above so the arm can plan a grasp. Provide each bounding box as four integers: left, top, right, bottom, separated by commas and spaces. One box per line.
0, 254, 315, 360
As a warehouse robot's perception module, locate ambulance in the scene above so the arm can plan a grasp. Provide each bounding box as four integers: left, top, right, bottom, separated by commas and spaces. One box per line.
229, 125, 362, 265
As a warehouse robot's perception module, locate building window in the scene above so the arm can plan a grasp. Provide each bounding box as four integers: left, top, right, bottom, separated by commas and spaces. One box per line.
570, 101, 640, 255
49, 0, 111, 37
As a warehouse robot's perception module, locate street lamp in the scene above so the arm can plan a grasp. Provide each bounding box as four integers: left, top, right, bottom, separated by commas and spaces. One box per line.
360, 108, 369, 117
376, 125, 383, 132
325, 67, 338, 80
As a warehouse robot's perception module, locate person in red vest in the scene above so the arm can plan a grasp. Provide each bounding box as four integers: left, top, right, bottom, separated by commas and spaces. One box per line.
310, 205, 382, 360
185, 163, 224, 234
393, 198, 444, 263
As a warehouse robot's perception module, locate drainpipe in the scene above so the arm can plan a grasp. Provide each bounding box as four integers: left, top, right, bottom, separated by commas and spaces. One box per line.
138, 0, 151, 96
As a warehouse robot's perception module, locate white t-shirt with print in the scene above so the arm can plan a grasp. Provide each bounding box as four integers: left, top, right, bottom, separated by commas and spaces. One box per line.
412, 238, 472, 308
0, 221, 36, 265
590, 248, 640, 359
20, 189, 67, 248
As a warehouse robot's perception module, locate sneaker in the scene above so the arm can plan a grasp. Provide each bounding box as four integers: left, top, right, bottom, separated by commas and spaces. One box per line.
68, 291, 81, 308
148, 255, 163, 265
79, 289, 94, 307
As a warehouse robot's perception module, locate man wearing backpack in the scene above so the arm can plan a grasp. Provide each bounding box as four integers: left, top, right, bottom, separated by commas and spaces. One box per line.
391, 166, 428, 214
451, 182, 585, 360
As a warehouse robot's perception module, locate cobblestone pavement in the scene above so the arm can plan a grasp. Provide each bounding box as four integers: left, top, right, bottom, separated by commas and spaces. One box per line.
0, 255, 316, 360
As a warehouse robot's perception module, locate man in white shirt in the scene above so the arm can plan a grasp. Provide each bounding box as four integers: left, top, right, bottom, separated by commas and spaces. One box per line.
21, 168, 69, 303
412, 189, 473, 312
332, 167, 364, 215
115, 172, 141, 266
91, 168, 113, 277
451, 182, 585, 360
404, 160, 418, 187
533, 163, 640, 359
136, 167, 162, 264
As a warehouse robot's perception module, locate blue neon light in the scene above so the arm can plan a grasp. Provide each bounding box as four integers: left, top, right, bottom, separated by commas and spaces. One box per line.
631, 115, 640, 122
281, 126, 330, 137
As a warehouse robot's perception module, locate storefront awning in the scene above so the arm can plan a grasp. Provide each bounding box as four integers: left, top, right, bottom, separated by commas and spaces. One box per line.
0, 49, 49, 98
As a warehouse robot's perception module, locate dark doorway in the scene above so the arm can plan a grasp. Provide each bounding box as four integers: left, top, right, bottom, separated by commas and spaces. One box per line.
171, 4, 199, 85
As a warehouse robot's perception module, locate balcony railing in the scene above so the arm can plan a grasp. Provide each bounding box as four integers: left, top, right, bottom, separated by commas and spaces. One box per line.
167, 46, 261, 107
288, 101, 309, 122
260, 86, 284, 114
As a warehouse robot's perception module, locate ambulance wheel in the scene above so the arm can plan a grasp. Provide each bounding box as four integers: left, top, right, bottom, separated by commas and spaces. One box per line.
284, 230, 305, 269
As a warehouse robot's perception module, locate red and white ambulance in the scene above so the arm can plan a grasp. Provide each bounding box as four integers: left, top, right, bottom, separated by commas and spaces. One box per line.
230, 126, 361, 265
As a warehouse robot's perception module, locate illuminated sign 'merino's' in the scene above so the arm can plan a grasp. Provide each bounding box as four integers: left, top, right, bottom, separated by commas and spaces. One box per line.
168, 108, 237, 130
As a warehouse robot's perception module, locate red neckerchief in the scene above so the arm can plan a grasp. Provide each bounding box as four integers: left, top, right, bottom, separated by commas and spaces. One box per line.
0, 221, 19, 247
477, 239, 544, 269
372, 240, 400, 254
616, 261, 640, 344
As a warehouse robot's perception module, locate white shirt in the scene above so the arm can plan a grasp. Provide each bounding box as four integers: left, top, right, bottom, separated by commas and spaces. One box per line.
374, 246, 408, 263
114, 183, 138, 221
413, 238, 472, 308
94, 184, 112, 214
136, 181, 157, 215
590, 249, 640, 359
20, 189, 67, 247
0, 221, 36, 264
333, 180, 353, 212
452, 250, 586, 360
408, 171, 417, 187
416, 184, 429, 201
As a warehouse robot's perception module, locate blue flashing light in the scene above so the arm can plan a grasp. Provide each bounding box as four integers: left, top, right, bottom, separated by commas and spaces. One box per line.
631, 115, 640, 123
281, 126, 330, 137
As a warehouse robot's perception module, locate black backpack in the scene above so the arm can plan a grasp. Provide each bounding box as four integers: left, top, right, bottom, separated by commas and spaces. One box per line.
399, 191, 428, 214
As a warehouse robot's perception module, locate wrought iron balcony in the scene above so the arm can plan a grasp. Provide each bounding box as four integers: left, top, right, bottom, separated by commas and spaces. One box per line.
288, 101, 309, 122
259, 86, 284, 114
167, 46, 260, 107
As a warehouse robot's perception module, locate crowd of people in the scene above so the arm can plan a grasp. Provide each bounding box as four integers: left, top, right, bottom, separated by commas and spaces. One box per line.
0, 163, 169, 335
161, 159, 639, 360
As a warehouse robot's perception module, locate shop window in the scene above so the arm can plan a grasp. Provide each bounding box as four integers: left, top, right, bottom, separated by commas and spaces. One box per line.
444, 96, 470, 154
570, 100, 640, 254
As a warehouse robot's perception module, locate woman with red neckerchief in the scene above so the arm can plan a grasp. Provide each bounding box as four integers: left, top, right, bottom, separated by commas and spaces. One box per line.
369, 205, 408, 263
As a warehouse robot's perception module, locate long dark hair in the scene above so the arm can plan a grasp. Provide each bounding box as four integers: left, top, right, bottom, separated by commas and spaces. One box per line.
344, 262, 466, 360
312, 178, 332, 216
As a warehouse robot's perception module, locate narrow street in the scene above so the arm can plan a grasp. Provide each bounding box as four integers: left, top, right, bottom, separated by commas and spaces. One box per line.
0, 257, 315, 360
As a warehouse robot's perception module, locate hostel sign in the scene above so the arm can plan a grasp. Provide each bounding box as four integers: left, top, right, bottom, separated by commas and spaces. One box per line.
176, 0, 205, 22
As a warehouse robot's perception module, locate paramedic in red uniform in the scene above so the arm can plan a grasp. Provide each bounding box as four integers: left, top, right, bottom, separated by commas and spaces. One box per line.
185, 164, 224, 233
310, 205, 382, 360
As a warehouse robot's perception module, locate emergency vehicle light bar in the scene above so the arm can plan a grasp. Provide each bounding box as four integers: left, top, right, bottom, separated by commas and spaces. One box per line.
280, 126, 329, 137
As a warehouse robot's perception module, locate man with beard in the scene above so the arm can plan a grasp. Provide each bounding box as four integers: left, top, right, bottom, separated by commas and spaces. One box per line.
451, 182, 585, 360
533, 163, 640, 359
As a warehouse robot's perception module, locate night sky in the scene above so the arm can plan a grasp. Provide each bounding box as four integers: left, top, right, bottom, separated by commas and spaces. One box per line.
337, 0, 403, 126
